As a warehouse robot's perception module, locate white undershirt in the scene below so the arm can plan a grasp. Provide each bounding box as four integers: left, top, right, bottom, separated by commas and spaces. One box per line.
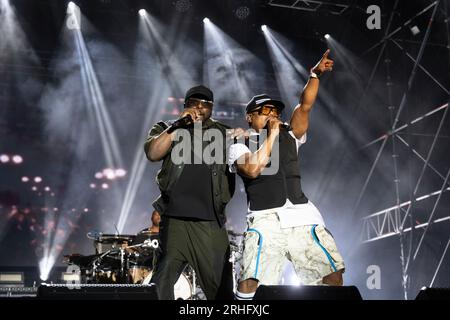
228, 131, 325, 228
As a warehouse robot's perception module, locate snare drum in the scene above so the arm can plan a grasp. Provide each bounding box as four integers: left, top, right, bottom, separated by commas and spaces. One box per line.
142, 271, 192, 300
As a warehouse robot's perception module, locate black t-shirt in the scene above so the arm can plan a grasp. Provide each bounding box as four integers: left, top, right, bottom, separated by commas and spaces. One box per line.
166, 129, 216, 220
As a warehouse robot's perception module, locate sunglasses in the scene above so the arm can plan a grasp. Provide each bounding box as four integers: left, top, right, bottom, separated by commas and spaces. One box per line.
253, 105, 281, 117
185, 97, 213, 109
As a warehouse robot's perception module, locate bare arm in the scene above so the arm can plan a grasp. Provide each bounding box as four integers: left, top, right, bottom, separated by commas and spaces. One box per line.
290, 49, 334, 139
235, 117, 281, 179
290, 77, 320, 139
146, 108, 201, 162
146, 129, 175, 162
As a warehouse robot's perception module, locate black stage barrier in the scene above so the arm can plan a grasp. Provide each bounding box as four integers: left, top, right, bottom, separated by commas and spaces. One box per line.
37, 283, 159, 300
253, 285, 363, 300
415, 287, 450, 300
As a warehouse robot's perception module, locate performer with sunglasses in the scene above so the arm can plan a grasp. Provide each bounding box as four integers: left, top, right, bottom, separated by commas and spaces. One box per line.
228, 50, 345, 300
144, 85, 236, 300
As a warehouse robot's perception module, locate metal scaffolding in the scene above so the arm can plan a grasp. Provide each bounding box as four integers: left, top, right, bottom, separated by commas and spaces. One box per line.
354, 0, 449, 299
361, 187, 450, 242
267, 0, 350, 15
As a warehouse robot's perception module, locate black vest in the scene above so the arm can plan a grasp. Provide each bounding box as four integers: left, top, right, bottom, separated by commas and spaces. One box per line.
240, 130, 308, 211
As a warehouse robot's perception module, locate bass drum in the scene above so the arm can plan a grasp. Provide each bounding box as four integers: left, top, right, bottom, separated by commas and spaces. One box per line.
142, 271, 192, 300
128, 265, 152, 284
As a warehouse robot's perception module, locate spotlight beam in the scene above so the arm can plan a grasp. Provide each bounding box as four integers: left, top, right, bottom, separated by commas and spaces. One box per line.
203, 19, 256, 100
72, 16, 123, 169
38, 4, 126, 281
263, 27, 308, 78
141, 13, 194, 99
262, 27, 307, 107
117, 12, 196, 232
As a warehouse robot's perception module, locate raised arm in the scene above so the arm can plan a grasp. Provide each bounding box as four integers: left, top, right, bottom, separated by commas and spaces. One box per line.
290, 49, 334, 139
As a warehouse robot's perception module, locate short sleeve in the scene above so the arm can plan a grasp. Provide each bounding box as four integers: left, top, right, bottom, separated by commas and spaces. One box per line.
144, 121, 168, 157
289, 131, 307, 150
228, 143, 251, 173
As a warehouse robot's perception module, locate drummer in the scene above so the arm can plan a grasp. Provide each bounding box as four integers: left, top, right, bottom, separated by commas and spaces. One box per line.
130, 210, 161, 269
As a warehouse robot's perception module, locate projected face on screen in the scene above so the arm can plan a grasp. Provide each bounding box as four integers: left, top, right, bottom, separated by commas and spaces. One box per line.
205, 47, 264, 103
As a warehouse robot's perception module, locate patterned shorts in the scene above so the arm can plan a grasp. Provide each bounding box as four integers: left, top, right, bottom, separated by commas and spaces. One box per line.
240, 212, 345, 285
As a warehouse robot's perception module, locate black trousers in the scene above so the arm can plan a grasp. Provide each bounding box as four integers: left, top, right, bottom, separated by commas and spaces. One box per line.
150, 216, 233, 300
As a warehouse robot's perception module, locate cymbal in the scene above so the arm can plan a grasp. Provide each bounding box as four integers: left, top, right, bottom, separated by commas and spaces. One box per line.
96, 234, 135, 243
137, 230, 158, 235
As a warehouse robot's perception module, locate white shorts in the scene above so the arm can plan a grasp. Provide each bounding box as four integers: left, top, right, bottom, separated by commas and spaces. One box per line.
240, 212, 345, 285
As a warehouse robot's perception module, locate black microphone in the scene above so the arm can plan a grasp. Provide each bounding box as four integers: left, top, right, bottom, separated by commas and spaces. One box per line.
280, 122, 292, 131
167, 114, 194, 133
264, 121, 292, 132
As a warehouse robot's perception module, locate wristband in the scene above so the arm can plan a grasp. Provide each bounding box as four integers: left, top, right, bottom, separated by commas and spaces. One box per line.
310, 71, 321, 79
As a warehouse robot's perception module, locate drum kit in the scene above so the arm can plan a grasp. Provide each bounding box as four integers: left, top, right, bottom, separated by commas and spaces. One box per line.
63, 231, 197, 300
63, 230, 245, 299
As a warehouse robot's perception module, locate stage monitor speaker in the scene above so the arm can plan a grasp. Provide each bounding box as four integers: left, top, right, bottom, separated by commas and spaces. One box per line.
37, 283, 159, 300
253, 285, 363, 300
415, 287, 450, 300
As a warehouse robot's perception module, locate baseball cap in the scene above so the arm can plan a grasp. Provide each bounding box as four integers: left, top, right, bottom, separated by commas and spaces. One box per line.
184, 85, 214, 103
245, 94, 285, 114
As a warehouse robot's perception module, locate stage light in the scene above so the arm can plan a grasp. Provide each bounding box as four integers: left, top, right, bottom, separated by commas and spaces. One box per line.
115, 168, 126, 177
31, 186, 38, 191
139, 9, 146, 16
203, 17, 210, 23
0, 154, 10, 163
95, 172, 104, 179
324, 34, 331, 39
261, 25, 267, 32
12, 155, 23, 164
175, 0, 192, 13
410, 25, 420, 36
34, 176, 42, 183
21, 176, 29, 182
39, 256, 55, 282
101, 183, 109, 189
84, 208, 89, 212
89, 183, 96, 189
235, 6, 250, 20
103, 168, 116, 180
44, 186, 51, 192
